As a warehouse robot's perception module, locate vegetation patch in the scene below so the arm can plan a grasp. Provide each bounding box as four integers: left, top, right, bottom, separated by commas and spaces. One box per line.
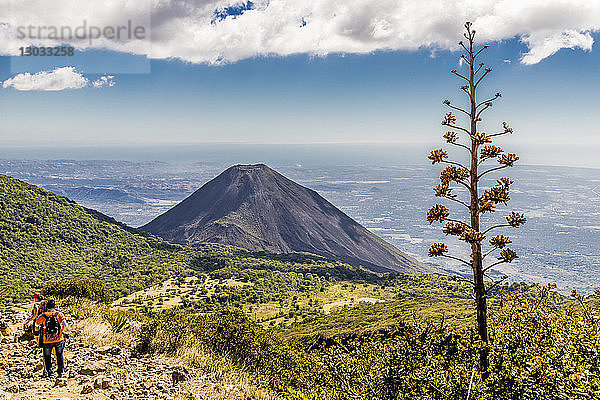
42, 278, 113, 303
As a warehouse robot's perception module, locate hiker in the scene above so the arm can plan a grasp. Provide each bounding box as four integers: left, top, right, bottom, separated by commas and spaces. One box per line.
0, 320, 9, 336
21, 293, 45, 341
34, 300, 48, 344
35, 299, 68, 378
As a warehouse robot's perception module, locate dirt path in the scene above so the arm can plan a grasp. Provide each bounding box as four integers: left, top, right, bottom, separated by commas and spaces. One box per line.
0, 310, 194, 400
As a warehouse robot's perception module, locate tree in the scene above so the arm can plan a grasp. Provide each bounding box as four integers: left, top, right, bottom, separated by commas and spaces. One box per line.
427, 22, 527, 379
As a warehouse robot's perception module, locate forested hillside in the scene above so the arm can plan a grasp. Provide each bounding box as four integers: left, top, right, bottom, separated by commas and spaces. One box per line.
0, 174, 191, 303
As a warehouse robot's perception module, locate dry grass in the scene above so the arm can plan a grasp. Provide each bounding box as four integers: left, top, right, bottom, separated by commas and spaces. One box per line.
74, 317, 137, 348
173, 341, 281, 400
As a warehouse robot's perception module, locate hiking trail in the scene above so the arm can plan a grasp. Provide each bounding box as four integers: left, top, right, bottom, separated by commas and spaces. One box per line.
0, 308, 261, 400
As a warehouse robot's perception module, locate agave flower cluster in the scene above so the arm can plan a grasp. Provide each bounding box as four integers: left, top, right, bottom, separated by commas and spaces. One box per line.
479, 177, 512, 213
489, 235, 511, 248
427, 204, 450, 224
507, 212, 527, 227
499, 153, 519, 167
428, 242, 448, 257
461, 228, 486, 244
473, 132, 492, 146
480, 145, 503, 160
444, 131, 459, 144
428, 149, 448, 164
440, 165, 469, 184
498, 248, 518, 263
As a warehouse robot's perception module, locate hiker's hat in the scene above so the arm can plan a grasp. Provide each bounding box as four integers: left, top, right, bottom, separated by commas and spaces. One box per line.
32, 293, 41, 300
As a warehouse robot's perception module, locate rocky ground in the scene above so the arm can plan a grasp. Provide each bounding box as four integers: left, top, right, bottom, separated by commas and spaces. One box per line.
0, 309, 271, 400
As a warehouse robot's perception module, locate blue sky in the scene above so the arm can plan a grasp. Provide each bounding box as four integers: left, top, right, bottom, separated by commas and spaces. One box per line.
1, 35, 598, 150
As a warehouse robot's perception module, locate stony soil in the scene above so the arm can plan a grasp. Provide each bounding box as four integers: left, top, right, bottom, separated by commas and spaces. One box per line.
0, 310, 225, 400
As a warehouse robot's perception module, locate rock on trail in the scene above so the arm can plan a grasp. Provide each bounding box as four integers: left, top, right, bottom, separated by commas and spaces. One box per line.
0, 310, 198, 400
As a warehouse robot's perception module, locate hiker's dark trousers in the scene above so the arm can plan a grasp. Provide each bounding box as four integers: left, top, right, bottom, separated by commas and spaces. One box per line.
42, 340, 65, 376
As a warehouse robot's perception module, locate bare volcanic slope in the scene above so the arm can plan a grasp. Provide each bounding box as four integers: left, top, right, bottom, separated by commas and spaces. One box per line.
141, 164, 430, 273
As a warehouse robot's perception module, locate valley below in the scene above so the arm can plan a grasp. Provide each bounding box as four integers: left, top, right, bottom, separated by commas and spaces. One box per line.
2, 158, 598, 294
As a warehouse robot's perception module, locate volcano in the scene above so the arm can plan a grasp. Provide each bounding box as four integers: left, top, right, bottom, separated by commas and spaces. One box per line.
141, 164, 430, 273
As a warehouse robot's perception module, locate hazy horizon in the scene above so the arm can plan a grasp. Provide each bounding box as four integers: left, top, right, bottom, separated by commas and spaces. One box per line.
1, 142, 600, 170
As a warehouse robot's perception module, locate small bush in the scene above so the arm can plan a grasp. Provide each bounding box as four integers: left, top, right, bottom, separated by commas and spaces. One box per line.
104, 311, 130, 334
42, 278, 112, 303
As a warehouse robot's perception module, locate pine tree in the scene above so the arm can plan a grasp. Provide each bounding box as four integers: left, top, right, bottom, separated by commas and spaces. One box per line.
427, 22, 527, 379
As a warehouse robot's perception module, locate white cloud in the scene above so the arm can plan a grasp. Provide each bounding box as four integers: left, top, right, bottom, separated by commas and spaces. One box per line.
92, 75, 115, 88
520, 30, 594, 65
1, 67, 117, 91
0, 0, 599, 65
2, 67, 88, 91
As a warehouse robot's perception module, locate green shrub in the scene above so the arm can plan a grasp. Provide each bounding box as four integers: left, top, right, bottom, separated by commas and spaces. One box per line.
42, 278, 113, 303
134, 308, 305, 387
103, 310, 130, 333
287, 287, 600, 400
